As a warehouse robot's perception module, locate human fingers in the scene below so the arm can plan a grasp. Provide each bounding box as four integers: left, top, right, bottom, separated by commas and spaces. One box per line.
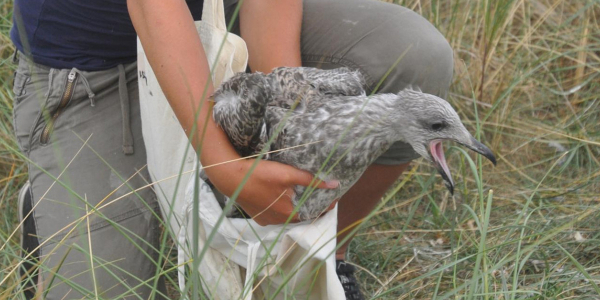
248, 189, 302, 226
287, 168, 339, 189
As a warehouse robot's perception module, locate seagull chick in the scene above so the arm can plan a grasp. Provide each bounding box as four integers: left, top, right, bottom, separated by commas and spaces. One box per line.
212, 67, 496, 220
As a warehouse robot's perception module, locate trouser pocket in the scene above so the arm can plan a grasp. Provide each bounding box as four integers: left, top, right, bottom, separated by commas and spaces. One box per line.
12, 55, 55, 154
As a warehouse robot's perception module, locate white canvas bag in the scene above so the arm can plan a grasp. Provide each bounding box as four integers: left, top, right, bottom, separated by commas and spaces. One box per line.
137, 0, 345, 298
178, 176, 344, 299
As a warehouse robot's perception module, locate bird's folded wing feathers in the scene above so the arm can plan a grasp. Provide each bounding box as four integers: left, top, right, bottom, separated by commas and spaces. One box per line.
267, 67, 366, 109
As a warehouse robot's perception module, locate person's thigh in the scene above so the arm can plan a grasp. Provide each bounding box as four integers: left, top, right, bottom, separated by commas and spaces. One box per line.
225, 0, 453, 95
300, 0, 454, 165
301, 0, 453, 95
13, 56, 167, 299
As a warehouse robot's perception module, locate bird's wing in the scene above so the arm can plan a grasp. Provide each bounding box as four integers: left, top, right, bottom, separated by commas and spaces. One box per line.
264, 105, 305, 159
212, 72, 272, 156
264, 106, 288, 141
266, 67, 315, 109
267, 67, 366, 109
301, 67, 366, 97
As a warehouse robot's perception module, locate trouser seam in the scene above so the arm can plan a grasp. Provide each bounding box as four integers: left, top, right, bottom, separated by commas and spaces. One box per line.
301, 53, 378, 92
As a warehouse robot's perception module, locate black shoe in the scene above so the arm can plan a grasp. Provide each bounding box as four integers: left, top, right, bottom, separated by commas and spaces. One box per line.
336, 260, 365, 300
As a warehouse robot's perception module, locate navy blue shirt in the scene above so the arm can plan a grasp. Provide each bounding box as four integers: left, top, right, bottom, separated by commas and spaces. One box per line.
11, 0, 203, 71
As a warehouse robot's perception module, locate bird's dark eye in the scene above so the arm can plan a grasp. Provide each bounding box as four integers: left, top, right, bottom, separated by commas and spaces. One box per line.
431, 122, 446, 131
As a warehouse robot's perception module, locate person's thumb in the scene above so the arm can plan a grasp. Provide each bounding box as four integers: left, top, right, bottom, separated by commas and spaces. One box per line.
290, 169, 339, 189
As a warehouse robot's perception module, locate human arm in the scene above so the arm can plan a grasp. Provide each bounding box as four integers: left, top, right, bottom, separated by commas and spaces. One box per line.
127, 0, 335, 225
240, 0, 303, 72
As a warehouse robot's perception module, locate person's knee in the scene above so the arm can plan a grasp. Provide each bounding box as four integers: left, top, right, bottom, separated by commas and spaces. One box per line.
395, 26, 454, 97
350, 5, 454, 96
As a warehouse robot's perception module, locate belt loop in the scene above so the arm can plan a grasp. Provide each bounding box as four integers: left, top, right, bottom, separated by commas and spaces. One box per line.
118, 64, 134, 155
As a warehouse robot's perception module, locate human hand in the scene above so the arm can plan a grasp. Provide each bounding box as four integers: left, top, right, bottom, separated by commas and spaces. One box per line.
205, 158, 339, 226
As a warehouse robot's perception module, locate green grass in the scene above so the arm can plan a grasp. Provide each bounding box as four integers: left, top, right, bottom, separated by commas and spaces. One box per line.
0, 0, 25, 297
2, 0, 600, 299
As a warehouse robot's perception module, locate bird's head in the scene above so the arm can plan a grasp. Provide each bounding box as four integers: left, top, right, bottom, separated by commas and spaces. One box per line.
396, 88, 496, 194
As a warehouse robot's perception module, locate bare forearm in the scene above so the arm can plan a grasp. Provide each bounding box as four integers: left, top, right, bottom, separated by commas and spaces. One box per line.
127, 0, 241, 173
240, 0, 303, 73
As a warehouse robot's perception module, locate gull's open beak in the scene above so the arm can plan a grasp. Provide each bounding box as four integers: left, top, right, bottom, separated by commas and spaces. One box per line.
464, 136, 497, 166
429, 140, 455, 194
429, 137, 496, 195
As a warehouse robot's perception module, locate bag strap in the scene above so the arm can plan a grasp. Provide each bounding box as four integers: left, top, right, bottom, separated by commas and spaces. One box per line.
202, 0, 227, 31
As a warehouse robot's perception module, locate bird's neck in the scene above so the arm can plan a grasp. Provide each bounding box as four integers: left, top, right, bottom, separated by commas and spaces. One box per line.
355, 94, 411, 142
338, 94, 411, 161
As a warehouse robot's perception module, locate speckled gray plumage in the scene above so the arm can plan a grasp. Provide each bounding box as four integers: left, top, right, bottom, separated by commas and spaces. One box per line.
213, 67, 366, 158
266, 67, 366, 109
212, 72, 273, 157
212, 67, 495, 220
